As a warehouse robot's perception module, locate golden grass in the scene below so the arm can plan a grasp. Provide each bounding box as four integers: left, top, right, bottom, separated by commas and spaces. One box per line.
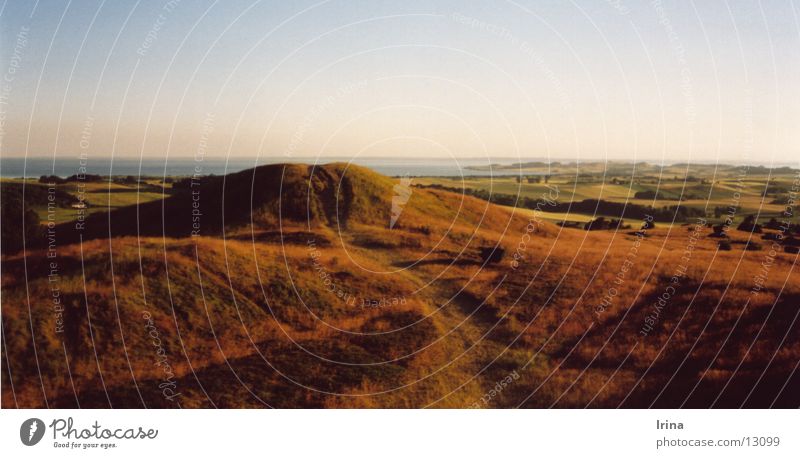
2, 164, 798, 408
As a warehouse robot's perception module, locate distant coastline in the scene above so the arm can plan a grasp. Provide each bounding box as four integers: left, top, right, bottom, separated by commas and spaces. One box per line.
1, 156, 797, 179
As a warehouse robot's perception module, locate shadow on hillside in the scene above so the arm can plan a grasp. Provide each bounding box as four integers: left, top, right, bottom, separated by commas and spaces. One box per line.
229, 231, 332, 247
44, 339, 407, 409
546, 288, 800, 408
392, 258, 482, 268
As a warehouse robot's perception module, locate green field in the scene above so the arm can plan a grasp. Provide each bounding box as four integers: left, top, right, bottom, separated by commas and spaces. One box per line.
1, 178, 171, 225
415, 164, 797, 225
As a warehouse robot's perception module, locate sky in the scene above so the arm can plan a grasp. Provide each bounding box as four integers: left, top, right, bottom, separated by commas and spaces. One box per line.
0, 0, 798, 164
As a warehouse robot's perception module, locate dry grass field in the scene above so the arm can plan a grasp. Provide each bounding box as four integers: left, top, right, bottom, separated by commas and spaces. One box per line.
2, 163, 798, 408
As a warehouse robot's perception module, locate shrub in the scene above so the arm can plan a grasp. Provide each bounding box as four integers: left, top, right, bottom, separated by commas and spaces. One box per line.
737, 215, 762, 233
709, 227, 728, 238
584, 217, 609, 231
745, 242, 762, 251
479, 246, 505, 264
763, 218, 783, 230
784, 237, 800, 247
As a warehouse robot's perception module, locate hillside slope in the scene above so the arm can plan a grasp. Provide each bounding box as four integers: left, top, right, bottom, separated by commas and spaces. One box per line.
2, 164, 798, 408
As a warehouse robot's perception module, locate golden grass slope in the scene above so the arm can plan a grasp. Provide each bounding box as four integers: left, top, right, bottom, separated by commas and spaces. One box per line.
2, 164, 798, 408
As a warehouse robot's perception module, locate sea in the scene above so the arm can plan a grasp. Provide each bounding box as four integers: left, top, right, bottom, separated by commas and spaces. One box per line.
0, 156, 540, 178
2, 156, 795, 179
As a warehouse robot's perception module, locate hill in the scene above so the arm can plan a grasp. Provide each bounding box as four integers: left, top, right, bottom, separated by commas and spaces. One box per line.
1, 163, 798, 408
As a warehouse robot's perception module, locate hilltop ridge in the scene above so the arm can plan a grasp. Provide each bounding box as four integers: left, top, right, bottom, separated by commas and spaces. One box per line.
35, 162, 540, 247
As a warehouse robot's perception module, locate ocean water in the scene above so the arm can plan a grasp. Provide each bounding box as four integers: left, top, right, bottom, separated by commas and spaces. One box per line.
5, 156, 793, 179
0, 156, 536, 178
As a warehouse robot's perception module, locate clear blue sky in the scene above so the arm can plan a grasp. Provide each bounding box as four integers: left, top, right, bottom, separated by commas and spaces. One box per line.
1, 0, 798, 163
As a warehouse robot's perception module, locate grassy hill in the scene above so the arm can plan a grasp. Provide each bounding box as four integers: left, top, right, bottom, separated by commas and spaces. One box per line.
2, 163, 798, 408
